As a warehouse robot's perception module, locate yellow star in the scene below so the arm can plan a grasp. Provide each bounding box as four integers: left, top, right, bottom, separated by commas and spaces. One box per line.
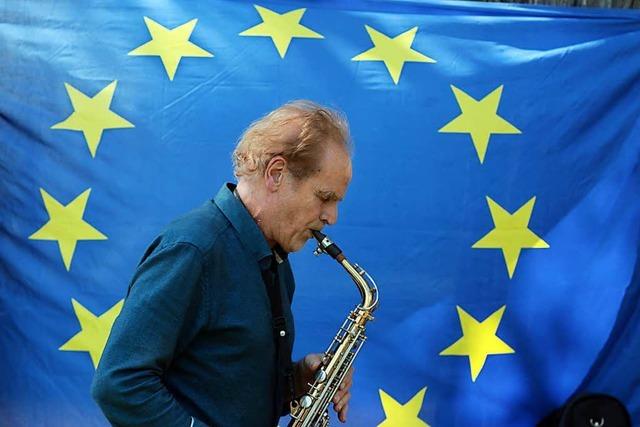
352, 26, 435, 85
129, 17, 213, 80
473, 196, 550, 279
60, 299, 124, 369
378, 387, 430, 427
29, 188, 107, 271
440, 306, 514, 382
239, 5, 323, 58
439, 85, 521, 163
51, 81, 134, 158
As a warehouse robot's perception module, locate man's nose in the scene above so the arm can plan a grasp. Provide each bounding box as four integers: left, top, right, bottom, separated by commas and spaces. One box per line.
320, 205, 338, 226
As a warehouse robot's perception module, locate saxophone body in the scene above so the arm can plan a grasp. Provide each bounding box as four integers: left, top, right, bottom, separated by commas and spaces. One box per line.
288, 230, 379, 427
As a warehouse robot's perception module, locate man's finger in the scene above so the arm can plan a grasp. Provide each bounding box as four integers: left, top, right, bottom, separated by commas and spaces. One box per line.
340, 373, 353, 390
338, 403, 349, 423
334, 391, 351, 413
305, 354, 323, 370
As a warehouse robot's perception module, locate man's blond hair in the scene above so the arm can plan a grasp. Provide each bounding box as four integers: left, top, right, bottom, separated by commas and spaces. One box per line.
232, 100, 351, 180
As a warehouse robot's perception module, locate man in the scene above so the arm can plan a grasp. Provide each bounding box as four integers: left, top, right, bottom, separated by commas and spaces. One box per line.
92, 100, 354, 426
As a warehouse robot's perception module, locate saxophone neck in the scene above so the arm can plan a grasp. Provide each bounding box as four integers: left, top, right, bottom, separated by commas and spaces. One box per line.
312, 230, 379, 312
340, 258, 379, 312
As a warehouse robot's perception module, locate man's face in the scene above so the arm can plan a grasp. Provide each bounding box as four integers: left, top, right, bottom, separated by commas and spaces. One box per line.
270, 142, 352, 253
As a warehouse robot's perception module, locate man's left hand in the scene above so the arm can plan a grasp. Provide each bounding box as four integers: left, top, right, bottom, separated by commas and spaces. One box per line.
295, 353, 354, 423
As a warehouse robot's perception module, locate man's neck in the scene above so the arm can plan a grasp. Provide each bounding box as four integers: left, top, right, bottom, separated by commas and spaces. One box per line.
235, 181, 276, 248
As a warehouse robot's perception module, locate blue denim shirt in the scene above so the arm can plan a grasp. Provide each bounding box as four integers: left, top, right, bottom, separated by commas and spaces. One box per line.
92, 183, 296, 427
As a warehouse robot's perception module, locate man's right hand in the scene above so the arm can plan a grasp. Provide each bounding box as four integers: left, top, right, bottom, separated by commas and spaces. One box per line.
293, 353, 354, 423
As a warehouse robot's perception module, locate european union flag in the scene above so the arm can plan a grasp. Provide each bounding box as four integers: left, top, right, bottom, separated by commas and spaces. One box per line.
1, 1, 639, 425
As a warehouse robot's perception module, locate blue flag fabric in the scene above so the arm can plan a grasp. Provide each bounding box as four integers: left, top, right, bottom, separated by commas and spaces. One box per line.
1, 1, 639, 425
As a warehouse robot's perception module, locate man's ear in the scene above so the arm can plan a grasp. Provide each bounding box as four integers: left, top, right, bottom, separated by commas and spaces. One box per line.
264, 155, 286, 192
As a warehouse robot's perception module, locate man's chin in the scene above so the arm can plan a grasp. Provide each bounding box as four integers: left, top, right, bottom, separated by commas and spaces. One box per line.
287, 239, 310, 254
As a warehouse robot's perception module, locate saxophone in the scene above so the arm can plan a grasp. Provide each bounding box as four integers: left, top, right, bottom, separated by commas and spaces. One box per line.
288, 230, 379, 427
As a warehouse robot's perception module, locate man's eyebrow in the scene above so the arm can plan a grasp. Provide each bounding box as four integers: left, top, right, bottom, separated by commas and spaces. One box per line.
315, 189, 343, 202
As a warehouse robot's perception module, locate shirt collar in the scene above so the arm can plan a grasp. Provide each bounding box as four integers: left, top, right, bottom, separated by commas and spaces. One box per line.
214, 182, 273, 267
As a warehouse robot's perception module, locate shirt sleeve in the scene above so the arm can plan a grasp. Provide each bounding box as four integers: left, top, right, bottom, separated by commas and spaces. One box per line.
92, 241, 209, 427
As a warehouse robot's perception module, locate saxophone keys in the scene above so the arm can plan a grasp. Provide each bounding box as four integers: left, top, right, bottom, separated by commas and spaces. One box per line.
300, 394, 313, 408
321, 411, 330, 426
314, 368, 328, 383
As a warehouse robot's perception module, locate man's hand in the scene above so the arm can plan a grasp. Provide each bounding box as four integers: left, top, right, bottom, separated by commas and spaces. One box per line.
295, 353, 354, 423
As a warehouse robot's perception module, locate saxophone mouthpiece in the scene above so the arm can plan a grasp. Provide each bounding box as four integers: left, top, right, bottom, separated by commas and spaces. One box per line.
311, 230, 344, 261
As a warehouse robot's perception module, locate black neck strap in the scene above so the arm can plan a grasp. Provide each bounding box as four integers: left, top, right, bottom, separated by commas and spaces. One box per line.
261, 258, 295, 424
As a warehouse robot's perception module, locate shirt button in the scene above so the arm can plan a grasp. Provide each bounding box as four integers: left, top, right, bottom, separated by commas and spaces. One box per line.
279, 330, 286, 337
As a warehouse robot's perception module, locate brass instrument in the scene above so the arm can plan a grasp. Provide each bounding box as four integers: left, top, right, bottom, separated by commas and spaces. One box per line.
288, 230, 379, 427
